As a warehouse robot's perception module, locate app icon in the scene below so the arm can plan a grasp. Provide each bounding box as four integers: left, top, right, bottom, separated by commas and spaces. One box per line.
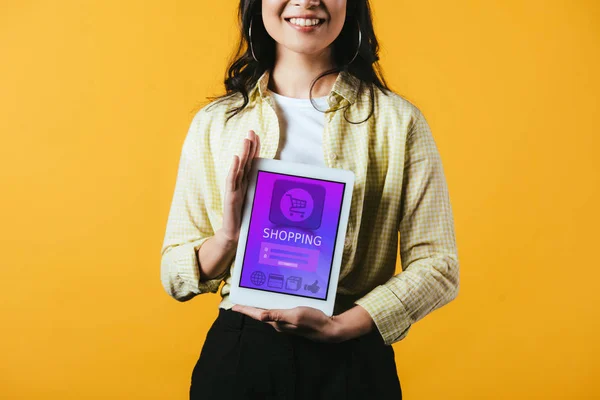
286, 276, 302, 291
304, 280, 320, 294
269, 179, 325, 230
267, 274, 284, 289
250, 271, 266, 286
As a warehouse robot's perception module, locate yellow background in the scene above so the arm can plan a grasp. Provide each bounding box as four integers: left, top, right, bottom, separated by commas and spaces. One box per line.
1, 0, 598, 398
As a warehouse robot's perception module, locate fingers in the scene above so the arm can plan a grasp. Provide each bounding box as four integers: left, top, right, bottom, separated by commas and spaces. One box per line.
232, 304, 317, 329
247, 130, 259, 166
268, 321, 325, 340
236, 131, 258, 189
232, 305, 298, 326
255, 132, 261, 159
242, 131, 257, 181
227, 130, 261, 194
231, 304, 266, 320
238, 138, 252, 177
269, 321, 299, 333
246, 131, 261, 180
261, 308, 303, 327
236, 139, 251, 187
226, 155, 240, 192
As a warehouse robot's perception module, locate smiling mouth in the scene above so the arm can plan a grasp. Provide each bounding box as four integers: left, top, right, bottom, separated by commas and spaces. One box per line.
284, 18, 326, 28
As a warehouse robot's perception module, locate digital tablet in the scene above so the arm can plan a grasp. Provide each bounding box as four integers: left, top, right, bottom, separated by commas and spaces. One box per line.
229, 158, 355, 316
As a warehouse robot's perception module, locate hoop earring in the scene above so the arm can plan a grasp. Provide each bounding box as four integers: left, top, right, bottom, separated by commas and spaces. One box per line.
249, 17, 259, 63
348, 19, 362, 65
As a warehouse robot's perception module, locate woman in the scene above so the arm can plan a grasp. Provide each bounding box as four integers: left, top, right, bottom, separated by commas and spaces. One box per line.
160, 0, 460, 399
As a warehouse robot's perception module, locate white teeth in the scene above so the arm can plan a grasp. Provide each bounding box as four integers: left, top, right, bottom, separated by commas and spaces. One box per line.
289, 18, 321, 27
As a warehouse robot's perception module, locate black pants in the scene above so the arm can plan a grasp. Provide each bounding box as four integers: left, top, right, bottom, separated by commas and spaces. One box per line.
190, 308, 402, 400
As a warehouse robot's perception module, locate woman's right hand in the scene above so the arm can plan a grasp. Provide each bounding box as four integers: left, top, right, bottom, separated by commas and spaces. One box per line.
219, 130, 261, 246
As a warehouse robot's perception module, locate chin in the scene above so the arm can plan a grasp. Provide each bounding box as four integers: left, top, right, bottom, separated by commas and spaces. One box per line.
285, 43, 328, 56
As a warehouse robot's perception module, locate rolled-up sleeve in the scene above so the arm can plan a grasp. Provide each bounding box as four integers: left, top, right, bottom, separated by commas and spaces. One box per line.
160, 109, 226, 302
354, 108, 460, 345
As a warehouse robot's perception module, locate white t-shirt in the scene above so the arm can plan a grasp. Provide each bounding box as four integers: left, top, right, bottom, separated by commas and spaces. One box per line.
269, 90, 329, 167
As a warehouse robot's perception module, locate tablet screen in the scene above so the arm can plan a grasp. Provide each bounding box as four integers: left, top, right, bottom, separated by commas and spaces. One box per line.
238, 170, 346, 300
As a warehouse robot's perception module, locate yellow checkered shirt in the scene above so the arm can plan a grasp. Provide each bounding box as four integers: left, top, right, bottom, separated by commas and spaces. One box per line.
160, 69, 460, 345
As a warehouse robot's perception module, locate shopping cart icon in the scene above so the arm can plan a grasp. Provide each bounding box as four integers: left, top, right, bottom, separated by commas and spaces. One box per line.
286, 193, 307, 217
269, 179, 325, 229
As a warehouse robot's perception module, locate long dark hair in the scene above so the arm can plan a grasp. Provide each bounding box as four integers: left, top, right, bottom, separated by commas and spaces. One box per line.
206, 0, 391, 124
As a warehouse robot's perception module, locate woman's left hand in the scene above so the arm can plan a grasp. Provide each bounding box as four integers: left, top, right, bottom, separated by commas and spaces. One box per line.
231, 304, 376, 343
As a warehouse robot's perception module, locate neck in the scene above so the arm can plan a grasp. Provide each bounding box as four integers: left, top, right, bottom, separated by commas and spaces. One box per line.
268, 45, 338, 99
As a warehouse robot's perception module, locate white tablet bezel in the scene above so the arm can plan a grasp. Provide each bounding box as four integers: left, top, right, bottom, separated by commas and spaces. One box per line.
228, 158, 355, 316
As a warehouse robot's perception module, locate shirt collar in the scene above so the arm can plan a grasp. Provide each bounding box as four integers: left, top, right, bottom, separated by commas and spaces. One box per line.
250, 69, 361, 105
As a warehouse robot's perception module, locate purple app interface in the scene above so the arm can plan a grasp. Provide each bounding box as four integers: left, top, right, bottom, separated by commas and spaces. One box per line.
239, 171, 346, 300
